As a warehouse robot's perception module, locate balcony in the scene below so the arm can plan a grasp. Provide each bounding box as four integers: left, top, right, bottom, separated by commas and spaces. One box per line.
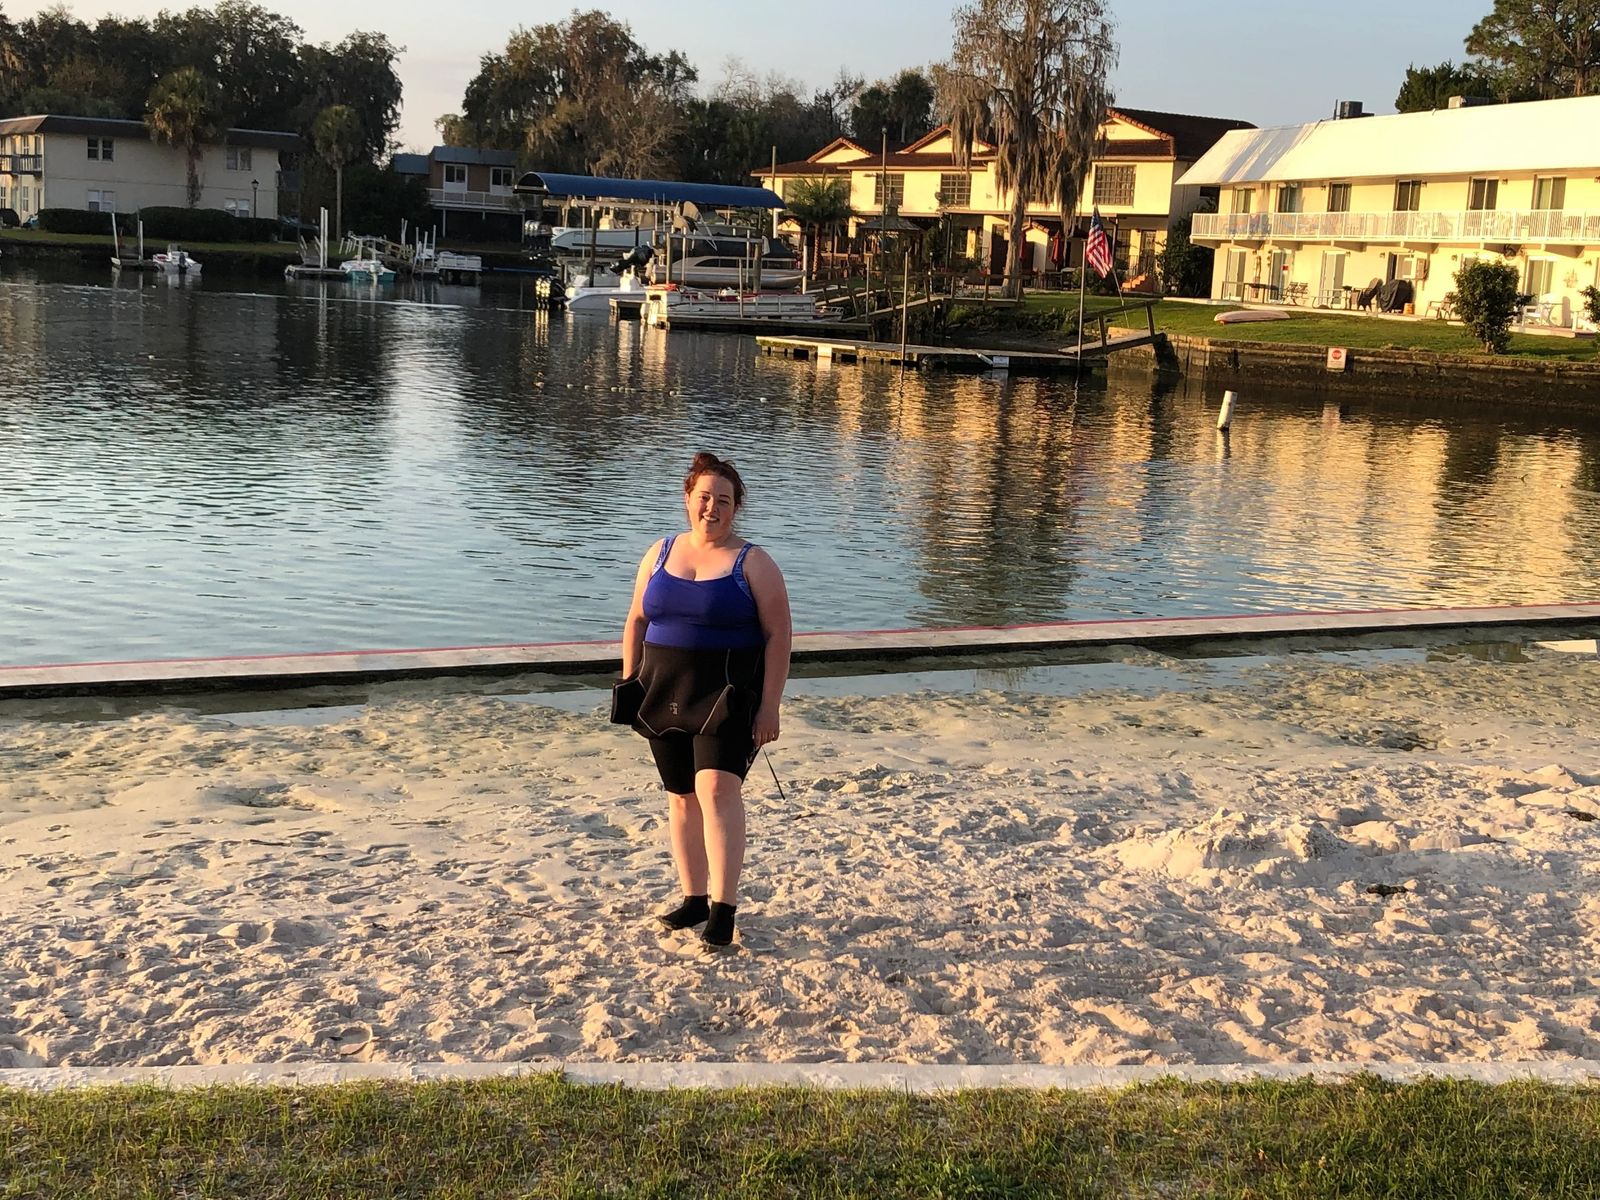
0, 154, 43, 175
427, 187, 521, 213
1192, 208, 1600, 247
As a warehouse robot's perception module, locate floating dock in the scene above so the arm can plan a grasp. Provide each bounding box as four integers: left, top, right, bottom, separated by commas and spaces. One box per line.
756, 329, 1157, 373
3, 603, 1597, 699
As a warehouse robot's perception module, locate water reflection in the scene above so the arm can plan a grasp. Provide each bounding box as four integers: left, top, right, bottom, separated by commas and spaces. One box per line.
3, 261, 1600, 665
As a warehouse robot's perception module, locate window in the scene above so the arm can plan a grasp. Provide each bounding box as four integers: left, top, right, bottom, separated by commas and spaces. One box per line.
1275, 184, 1302, 213
1092, 165, 1135, 207
1393, 180, 1422, 211
1526, 257, 1555, 297
490, 166, 513, 190
1468, 177, 1498, 211
86, 189, 117, 212
223, 197, 251, 217
226, 146, 253, 171
1232, 188, 1253, 214
18, 184, 32, 214
1534, 176, 1567, 210
872, 172, 905, 209
443, 163, 468, 186
1327, 183, 1351, 213
937, 172, 971, 207
87, 137, 114, 161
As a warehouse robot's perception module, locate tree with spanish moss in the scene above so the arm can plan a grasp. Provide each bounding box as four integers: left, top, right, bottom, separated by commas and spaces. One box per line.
936, 0, 1117, 299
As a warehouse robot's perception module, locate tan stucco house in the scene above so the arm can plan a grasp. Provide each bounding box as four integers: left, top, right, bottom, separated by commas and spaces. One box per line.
1178, 95, 1600, 328
0, 114, 297, 222
759, 108, 1253, 281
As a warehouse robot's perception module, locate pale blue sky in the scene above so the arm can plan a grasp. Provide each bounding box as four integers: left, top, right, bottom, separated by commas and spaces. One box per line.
17, 0, 1477, 149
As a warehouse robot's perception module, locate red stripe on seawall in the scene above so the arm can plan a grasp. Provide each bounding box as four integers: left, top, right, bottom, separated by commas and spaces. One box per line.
2, 601, 1597, 674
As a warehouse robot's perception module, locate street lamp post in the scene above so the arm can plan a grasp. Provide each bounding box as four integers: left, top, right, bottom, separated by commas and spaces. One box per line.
251, 179, 259, 224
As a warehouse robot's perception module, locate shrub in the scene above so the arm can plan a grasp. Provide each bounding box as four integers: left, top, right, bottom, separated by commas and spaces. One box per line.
137, 206, 244, 242
37, 208, 130, 235
1453, 259, 1524, 353
1582, 286, 1600, 340
1157, 216, 1214, 297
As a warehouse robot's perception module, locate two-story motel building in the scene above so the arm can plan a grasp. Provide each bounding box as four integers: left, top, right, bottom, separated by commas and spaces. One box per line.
0, 114, 296, 222
760, 108, 1253, 281
1179, 96, 1600, 327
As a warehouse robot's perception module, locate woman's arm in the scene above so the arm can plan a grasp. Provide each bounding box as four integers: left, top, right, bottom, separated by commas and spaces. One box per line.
744, 547, 792, 746
621, 539, 662, 678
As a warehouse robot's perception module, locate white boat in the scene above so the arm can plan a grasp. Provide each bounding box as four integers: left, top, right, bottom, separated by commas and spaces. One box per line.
566, 267, 649, 314
641, 284, 822, 327
341, 257, 396, 283
152, 244, 201, 275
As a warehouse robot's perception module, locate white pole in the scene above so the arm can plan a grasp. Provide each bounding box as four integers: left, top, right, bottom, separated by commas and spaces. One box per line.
1218, 390, 1237, 431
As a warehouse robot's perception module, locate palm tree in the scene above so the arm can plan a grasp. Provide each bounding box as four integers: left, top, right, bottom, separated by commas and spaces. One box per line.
312, 104, 362, 238
937, 0, 1116, 299
146, 67, 224, 208
783, 176, 852, 278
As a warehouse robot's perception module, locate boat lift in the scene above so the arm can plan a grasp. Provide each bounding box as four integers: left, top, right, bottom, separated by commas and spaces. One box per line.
512, 172, 787, 290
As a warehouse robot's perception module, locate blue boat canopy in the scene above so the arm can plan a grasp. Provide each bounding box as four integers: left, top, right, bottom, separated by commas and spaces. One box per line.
513, 172, 784, 209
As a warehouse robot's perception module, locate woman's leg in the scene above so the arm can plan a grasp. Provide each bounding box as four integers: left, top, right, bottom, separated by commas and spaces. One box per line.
696, 769, 746, 904
667, 789, 709, 896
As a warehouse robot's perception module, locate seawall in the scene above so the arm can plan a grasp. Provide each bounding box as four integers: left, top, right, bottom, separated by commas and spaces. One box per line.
1128, 333, 1600, 407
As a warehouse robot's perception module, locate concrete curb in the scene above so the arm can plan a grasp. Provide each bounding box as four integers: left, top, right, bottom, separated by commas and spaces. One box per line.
5, 1059, 1600, 1093
4, 603, 1600, 699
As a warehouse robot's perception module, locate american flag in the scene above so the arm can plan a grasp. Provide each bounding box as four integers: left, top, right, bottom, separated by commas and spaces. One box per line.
1085, 208, 1113, 278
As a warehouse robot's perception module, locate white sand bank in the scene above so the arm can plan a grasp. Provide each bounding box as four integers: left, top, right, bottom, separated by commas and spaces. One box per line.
3, 647, 1600, 1069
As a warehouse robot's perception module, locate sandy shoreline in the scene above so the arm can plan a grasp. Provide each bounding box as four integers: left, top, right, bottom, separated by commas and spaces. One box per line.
4, 645, 1600, 1069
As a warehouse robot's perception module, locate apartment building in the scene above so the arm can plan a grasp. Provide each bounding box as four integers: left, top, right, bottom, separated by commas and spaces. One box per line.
1179, 95, 1600, 327
0, 114, 296, 221
759, 108, 1253, 280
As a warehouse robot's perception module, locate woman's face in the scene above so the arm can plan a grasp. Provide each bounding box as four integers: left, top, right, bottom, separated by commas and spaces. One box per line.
685, 472, 738, 539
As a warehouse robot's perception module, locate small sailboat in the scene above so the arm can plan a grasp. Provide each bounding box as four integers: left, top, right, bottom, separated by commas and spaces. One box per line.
152, 244, 202, 275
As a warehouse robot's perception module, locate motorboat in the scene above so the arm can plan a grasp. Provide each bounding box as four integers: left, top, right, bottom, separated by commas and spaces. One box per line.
341, 256, 396, 283
152, 244, 201, 275
553, 221, 802, 290
566, 266, 649, 314
641, 283, 823, 327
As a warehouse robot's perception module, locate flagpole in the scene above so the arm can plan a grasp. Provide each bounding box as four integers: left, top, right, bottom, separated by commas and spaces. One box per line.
1110, 216, 1124, 301
1075, 213, 1087, 362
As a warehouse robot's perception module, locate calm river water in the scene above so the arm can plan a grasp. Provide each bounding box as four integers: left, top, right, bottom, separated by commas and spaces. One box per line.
3, 260, 1600, 667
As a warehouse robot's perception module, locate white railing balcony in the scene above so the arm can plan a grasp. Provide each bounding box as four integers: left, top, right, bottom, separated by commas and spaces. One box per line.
1192, 208, 1600, 246
427, 187, 521, 213
0, 153, 43, 174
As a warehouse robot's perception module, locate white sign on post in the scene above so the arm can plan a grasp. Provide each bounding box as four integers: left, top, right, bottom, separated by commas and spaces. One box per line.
1326, 346, 1348, 372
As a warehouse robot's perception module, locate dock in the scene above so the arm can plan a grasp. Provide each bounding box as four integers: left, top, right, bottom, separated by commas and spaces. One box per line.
756, 297, 1160, 372
3, 603, 1597, 700
284, 264, 347, 280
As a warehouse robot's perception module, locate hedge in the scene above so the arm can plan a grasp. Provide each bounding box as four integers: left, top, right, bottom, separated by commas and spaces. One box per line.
37, 206, 278, 242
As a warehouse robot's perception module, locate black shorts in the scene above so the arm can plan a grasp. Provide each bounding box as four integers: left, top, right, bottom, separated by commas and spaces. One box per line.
636, 642, 763, 794
649, 731, 758, 794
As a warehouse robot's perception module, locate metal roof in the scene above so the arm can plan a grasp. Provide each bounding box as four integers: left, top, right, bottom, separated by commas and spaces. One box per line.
392, 153, 430, 176
1177, 95, 1600, 186
0, 114, 299, 150
514, 172, 784, 208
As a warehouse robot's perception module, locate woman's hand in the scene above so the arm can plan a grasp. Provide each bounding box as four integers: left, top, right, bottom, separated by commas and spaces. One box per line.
753, 702, 781, 747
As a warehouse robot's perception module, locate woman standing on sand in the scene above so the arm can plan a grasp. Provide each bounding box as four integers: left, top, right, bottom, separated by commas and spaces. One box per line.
618, 452, 792, 948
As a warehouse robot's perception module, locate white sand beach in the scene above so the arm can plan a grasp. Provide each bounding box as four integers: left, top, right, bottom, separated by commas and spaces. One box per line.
4, 644, 1600, 1069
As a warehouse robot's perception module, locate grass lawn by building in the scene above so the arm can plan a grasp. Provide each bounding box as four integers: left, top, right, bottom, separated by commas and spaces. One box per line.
4, 1075, 1599, 1198
985, 293, 1600, 362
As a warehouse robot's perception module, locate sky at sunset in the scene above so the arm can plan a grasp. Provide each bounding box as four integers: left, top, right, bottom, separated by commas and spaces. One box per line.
12, 0, 1480, 149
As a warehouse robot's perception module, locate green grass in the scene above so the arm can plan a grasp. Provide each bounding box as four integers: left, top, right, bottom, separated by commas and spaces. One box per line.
5, 1075, 1600, 1198
983, 293, 1600, 362
0, 228, 299, 256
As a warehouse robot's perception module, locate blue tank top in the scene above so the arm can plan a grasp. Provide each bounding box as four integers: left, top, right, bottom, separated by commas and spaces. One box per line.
642, 536, 766, 650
